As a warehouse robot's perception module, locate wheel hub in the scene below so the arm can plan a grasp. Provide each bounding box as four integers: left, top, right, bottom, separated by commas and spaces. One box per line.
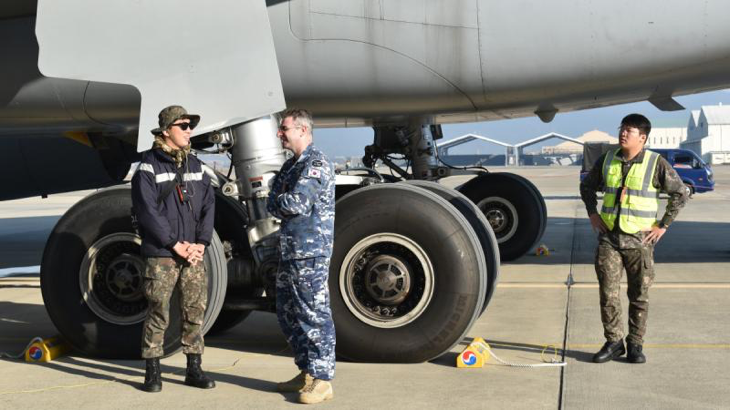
80, 233, 148, 325
477, 196, 518, 243
364, 255, 411, 305
105, 254, 144, 302
485, 208, 507, 232
340, 233, 434, 328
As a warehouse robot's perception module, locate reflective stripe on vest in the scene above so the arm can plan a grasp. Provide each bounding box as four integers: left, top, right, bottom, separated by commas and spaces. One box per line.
600, 149, 660, 233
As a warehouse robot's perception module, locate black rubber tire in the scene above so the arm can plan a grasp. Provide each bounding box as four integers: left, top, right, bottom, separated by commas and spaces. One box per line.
207, 309, 252, 335
40, 186, 227, 359
458, 173, 545, 261
497, 173, 548, 243
331, 184, 485, 363
405, 180, 500, 316
207, 193, 259, 335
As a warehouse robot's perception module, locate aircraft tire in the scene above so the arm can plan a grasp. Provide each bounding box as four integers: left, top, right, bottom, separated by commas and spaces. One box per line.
405, 180, 500, 316
457, 173, 545, 261
498, 173, 548, 242
40, 186, 227, 359
207, 309, 252, 335
207, 193, 259, 335
331, 184, 485, 363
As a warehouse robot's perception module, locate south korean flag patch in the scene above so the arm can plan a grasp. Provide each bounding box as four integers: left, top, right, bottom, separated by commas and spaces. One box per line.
307, 168, 321, 178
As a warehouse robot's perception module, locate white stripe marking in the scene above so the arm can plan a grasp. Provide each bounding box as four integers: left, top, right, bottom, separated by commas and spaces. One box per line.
138, 163, 154, 173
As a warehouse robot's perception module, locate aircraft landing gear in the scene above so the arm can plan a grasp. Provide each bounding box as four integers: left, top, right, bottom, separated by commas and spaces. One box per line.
331, 183, 486, 362
40, 187, 227, 359
457, 173, 547, 261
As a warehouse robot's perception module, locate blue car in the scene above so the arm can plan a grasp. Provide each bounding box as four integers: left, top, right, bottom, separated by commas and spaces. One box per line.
580, 144, 714, 195
650, 148, 714, 194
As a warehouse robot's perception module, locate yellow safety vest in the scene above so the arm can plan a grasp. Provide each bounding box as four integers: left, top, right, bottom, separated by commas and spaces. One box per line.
600, 149, 660, 233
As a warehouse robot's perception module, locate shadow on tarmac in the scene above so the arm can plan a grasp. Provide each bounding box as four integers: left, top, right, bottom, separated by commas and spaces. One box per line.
429, 337, 597, 367
0, 216, 59, 269
507, 217, 730, 266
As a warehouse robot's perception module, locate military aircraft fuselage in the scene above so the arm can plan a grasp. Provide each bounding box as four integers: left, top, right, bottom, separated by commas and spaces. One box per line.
2, 0, 730, 200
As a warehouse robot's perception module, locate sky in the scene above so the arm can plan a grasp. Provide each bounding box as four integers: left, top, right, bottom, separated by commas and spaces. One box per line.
313, 89, 730, 158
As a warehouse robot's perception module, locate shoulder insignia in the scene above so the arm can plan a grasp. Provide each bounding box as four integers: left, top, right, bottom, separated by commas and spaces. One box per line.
308, 168, 321, 178
312, 159, 323, 167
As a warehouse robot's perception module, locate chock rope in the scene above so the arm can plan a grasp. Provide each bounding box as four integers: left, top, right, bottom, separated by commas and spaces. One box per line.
477, 341, 567, 368
0, 337, 43, 359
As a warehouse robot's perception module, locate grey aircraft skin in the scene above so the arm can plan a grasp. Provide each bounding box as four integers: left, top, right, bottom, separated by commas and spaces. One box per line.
2, 0, 730, 363
2, 0, 730, 200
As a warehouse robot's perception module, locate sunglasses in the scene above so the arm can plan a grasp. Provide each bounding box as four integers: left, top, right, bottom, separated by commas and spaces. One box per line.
278, 125, 301, 132
170, 122, 195, 131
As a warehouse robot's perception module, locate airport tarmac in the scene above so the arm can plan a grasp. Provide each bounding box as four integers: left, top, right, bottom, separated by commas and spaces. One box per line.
1, 166, 728, 409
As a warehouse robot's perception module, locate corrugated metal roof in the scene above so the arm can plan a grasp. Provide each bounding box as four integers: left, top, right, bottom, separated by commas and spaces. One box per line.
700, 105, 730, 125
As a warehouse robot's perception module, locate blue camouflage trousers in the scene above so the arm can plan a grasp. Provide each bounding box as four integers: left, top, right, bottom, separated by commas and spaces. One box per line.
276, 257, 336, 380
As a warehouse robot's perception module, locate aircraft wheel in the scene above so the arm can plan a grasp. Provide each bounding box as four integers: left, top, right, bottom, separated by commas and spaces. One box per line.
41, 186, 227, 358
207, 193, 260, 335
405, 180, 500, 316
331, 184, 485, 362
208, 309, 252, 335
458, 173, 546, 261
498, 173, 548, 242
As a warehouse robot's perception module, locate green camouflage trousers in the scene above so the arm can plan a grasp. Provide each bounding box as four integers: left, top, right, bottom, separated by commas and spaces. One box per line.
595, 242, 655, 345
141, 257, 207, 358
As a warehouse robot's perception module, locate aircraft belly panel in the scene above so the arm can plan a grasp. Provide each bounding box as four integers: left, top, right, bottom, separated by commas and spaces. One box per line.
36, 0, 285, 152
280, 0, 483, 115
477, 0, 730, 107
308, 0, 478, 29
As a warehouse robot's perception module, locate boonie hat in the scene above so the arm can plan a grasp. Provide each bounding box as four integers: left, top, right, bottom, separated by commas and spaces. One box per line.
151, 105, 201, 135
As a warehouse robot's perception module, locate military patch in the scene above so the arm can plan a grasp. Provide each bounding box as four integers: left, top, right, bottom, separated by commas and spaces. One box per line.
312, 160, 323, 167
308, 168, 321, 178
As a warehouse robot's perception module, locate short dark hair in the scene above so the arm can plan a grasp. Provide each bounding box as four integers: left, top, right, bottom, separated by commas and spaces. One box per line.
280, 108, 313, 132
620, 113, 651, 136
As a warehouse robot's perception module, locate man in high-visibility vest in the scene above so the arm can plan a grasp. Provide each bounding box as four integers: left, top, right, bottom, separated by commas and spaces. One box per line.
580, 113, 689, 364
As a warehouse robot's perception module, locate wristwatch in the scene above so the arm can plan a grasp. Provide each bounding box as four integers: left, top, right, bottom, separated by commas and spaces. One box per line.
657, 222, 667, 229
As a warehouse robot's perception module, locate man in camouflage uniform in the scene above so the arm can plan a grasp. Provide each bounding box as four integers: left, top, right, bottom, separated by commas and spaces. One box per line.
266, 108, 336, 404
580, 113, 688, 364
131, 105, 216, 392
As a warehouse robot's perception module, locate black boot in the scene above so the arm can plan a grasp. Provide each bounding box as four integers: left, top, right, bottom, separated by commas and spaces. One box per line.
627, 342, 646, 364
185, 354, 215, 389
140, 358, 162, 393
592, 340, 626, 363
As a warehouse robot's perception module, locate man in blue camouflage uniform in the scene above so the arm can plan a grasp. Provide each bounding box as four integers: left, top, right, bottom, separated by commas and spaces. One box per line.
266, 108, 336, 404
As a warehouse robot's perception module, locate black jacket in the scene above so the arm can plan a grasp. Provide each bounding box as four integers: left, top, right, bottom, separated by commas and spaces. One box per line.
131, 148, 215, 257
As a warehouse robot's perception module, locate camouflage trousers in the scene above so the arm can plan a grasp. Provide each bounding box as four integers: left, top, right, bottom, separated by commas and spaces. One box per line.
141, 257, 207, 358
276, 257, 336, 380
595, 242, 655, 345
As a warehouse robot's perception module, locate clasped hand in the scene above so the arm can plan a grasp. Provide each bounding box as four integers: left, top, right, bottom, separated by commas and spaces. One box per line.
172, 241, 205, 265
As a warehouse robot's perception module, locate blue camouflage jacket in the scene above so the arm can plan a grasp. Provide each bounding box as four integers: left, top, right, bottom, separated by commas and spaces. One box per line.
131, 148, 215, 258
266, 144, 335, 260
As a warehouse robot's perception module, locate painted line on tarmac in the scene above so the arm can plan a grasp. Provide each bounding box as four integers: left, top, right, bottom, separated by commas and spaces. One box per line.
498, 283, 730, 289
566, 343, 730, 349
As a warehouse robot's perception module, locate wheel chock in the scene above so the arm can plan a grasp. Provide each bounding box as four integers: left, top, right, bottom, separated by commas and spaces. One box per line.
25, 336, 70, 363
456, 337, 491, 368
535, 244, 550, 256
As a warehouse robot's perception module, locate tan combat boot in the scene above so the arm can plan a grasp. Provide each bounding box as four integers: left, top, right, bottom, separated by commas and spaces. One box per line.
298, 379, 334, 404
276, 370, 313, 393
